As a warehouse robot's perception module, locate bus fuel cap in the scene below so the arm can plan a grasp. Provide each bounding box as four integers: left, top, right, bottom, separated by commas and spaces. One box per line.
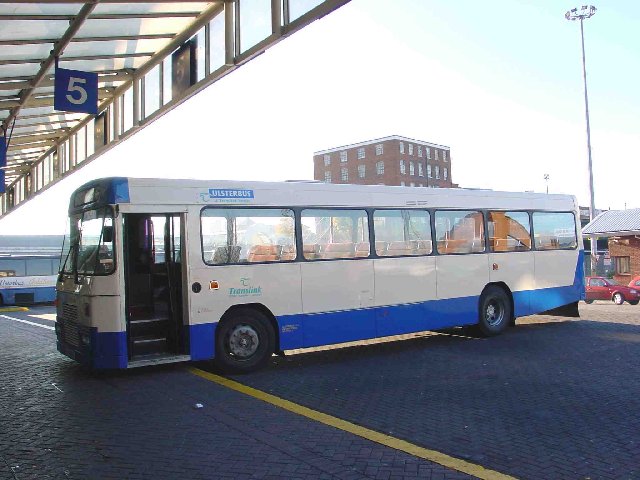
192, 282, 202, 293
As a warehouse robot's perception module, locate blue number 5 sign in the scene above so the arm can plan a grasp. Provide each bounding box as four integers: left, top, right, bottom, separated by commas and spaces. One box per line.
54, 67, 98, 114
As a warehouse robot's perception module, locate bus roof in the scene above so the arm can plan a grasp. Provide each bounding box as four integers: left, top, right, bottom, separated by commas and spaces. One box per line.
69, 177, 578, 213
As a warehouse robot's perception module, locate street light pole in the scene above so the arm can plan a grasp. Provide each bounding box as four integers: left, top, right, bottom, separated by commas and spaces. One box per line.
566, 5, 597, 274
544, 173, 549, 194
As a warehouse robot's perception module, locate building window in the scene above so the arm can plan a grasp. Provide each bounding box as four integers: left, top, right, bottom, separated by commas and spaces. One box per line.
340, 151, 347, 162
426, 147, 431, 159
409, 162, 415, 176
435, 150, 439, 161
399, 142, 405, 154
376, 144, 383, 155
443, 150, 448, 162
341, 167, 348, 181
435, 165, 440, 179
400, 160, 406, 175
357, 147, 365, 159
614, 256, 631, 275
408, 144, 414, 156
410, 182, 415, 187
400, 181, 405, 186
376, 161, 384, 175
323, 154, 331, 166
427, 164, 432, 178
324, 171, 331, 183
358, 164, 366, 178
418, 146, 423, 157
418, 163, 423, 177
444, 167, 448, 180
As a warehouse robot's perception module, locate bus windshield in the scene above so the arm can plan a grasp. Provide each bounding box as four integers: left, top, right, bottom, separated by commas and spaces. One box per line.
61, 208, 115, 276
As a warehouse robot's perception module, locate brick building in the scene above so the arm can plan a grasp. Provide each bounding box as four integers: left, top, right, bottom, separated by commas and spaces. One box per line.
313, 135, 456, 188
582, 208, 640, 282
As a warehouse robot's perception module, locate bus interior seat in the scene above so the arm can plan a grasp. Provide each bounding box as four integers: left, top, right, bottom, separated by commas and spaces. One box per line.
355, 242, 370, 257
320, 242, 355, 259
212, 245, 241, 264
385, 241, 414, 256
280, 245, 296, 261
302, 244, 319, 260
374, 241, 388, 256
247, 245, 281, 262
413, 240, 432, 255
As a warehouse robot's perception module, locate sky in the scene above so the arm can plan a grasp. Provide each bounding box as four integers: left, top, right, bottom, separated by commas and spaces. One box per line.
1, 0, 638, 235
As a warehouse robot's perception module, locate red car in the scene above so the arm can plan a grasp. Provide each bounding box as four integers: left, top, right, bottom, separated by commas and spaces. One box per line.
585, 276, 640, 305
629, 276, 640, 289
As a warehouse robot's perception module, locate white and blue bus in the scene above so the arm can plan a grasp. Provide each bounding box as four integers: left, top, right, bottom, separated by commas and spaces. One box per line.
56, 177, 584, 371
0, 254, 59, 305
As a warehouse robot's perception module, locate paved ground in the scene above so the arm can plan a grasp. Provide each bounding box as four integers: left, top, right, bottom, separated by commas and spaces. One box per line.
1, 302, 639, 479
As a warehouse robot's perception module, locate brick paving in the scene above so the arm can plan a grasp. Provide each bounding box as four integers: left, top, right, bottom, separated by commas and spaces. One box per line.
225, 303, 640, 480
0, 307, 471, 480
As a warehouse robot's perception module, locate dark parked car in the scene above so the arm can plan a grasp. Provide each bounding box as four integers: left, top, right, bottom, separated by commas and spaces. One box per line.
585, 276, 640, 305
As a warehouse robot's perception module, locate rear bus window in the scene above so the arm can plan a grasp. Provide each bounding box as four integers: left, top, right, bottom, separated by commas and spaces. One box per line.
488, 211, 531, 252
201, 208, 296, 264
373, 209, 432, 256
301, 209, 369, 260
532, 212, 577, 250
435, 210, 485, 254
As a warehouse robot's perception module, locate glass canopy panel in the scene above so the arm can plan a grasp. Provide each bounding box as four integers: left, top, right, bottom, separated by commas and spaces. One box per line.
1, 44, 52, 62
64, 39, 170, 59
0, 20, 69, 42
91, 3, 209, 15
239, 0, 271, 53
0, 4, 81, 15
77, 17, 192, 38
0, 64, 40, 79
289, 0, 325, 21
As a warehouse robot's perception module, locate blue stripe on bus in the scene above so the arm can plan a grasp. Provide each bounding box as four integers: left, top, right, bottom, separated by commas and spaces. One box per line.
110, 177, 130, 203
0, 287, 56, 305
189, 323, 216, 360
91, 330, 128, 369
57, 326, 127, 369
278, 251, 585, 350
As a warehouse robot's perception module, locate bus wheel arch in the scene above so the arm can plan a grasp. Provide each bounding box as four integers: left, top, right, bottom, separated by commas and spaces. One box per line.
477, 283, 513, 336
215, 304, 278, 373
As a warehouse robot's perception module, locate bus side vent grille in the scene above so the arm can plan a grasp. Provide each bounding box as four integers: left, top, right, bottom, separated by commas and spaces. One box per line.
63, 322, 80, 347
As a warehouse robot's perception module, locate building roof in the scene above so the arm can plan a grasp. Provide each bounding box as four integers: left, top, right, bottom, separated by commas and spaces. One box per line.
582, 208, 640, 236
314, 135, 450, 155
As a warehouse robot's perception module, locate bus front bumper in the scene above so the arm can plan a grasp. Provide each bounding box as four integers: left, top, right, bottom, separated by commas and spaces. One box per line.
56, 317, 127, 369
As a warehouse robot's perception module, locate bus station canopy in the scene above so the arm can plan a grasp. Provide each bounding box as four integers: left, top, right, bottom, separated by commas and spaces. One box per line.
582, 208, 640, 237
0, 0, 349, 217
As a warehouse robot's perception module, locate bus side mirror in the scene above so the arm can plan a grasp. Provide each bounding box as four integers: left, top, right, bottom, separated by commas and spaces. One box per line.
102, 226, 113, 243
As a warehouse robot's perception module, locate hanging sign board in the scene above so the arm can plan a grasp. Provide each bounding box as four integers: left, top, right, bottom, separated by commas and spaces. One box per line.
54, 67, 98, 114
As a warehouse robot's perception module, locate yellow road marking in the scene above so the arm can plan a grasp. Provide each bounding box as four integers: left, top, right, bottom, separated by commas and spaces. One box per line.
0, 306, 29, 313
189, 367, 517, 480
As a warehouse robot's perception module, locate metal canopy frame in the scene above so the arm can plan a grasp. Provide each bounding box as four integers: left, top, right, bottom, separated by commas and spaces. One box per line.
0, 0, 351, 217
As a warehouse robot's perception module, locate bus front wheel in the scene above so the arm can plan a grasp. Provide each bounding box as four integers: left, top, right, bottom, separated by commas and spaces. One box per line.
477, 286, 511, 337
215, 308, 275, 373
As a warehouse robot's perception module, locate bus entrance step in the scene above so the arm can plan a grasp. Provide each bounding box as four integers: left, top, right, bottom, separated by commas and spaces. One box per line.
129, 317, 169, 337
131, 336, 168, 356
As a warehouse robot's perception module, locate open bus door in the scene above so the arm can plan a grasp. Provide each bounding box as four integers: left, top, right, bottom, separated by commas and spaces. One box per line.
123, 213, 186, 362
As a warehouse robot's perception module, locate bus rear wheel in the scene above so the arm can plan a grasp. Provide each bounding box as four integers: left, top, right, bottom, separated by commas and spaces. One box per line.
477, 285, 511, 337
215, 308, 275, 373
